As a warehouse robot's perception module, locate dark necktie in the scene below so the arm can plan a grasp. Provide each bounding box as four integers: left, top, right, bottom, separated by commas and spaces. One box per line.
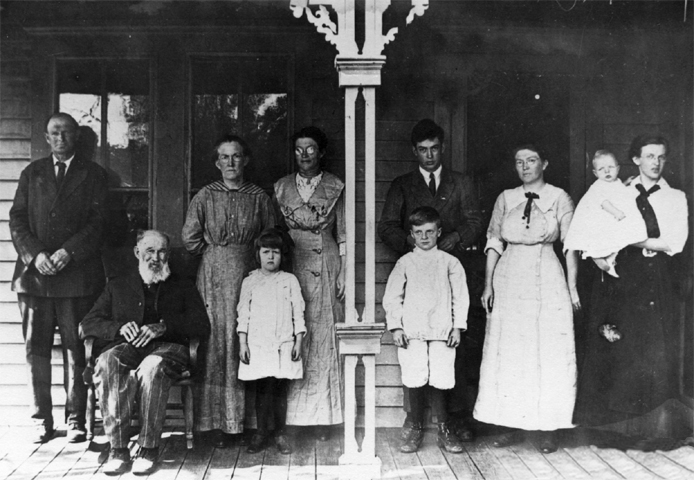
635, 183, 661, 238
522, 192, 539, 228
428, 173, 436, 198
56, 161, 66, 188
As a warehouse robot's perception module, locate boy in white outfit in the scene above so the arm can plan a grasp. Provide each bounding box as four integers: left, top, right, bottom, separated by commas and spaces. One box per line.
382, 206, 470, 454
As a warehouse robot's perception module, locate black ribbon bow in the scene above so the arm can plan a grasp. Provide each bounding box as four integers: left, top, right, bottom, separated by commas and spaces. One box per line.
635, 183, 661, 238
522, 192, 539, 227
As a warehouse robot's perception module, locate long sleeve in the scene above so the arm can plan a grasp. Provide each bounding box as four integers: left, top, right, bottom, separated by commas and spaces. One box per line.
335, 191, 346, 246
79, 283, 119, 341
9, 167, 46, 267
657, 189, 689, 256
455, 175, 483, 248
164, 279, 210, 339
449, 258, 470, 331
182, 191, 207, 256
236, 277, 253, 334
485, 193, 506, 255
289, 275, 307, 335
378, 181, 411, 255
382, 258, 407, 331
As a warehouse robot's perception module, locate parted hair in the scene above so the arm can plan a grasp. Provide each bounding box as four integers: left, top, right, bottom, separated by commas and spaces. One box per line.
628, 134, 669, 160
211, 134, 252, 162
408, 206, 441, 228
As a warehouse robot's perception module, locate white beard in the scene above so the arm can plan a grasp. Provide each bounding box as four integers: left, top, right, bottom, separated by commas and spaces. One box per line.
139, 261, 171, 285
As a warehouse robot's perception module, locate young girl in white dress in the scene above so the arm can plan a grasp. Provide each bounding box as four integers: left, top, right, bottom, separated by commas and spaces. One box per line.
565, 150, 647, 278
237, 229, 306, 454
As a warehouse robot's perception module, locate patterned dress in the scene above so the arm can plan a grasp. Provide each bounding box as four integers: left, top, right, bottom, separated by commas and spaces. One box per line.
274, 171, 345, 425
473, 184, 576, 431
182, 180, 275, 433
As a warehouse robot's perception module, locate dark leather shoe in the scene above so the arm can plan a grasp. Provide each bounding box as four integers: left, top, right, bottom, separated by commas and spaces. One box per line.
315, 426, 330, 442
492, 431, 523, 448
400, 417, 414, 441
275, 434, 292, 455
32, 425, 55, 444
538, 431, 557, 454
437, 423, 464, 453
247, 433, 267, 454
399, 422, 424, 453
212, 430, 231, 449
103, 447, 131, 476
452, 418, 475, 442
67, 423, 87, 443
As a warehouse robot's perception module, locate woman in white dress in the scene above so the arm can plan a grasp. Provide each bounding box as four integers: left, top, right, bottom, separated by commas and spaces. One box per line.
473, 144, 581, 453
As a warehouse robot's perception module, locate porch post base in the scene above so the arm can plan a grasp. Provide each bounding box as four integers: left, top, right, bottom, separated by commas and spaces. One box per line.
338, 454, 382, 480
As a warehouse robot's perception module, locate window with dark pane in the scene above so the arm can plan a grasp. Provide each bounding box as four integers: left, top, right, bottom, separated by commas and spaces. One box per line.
57, 59, 150, 267
191, 56, 290, 194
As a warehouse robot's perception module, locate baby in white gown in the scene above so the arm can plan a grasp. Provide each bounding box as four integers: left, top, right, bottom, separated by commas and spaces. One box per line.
565, 150, 647, 278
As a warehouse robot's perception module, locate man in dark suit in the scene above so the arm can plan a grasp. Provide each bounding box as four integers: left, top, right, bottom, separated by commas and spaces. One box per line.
10, 112, 109, 444
80, 230, 210, 475
378, 119, 483, 445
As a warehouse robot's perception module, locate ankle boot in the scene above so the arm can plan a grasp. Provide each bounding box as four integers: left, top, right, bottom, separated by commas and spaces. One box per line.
437, 422, 464, 453
399, 421, 424, 453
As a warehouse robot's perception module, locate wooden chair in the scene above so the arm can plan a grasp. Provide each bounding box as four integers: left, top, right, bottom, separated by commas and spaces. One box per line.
82, 336, 200, 449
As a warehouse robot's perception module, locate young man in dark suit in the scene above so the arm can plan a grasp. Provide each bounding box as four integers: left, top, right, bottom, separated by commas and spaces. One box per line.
10, 112, 109, 443
378, 119, 483, 444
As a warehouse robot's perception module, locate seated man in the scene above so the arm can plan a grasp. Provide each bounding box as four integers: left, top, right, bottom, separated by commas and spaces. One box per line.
79, 230, 209, 475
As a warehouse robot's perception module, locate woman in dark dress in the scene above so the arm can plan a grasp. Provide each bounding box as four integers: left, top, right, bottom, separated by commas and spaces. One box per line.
573, 135, 689, 435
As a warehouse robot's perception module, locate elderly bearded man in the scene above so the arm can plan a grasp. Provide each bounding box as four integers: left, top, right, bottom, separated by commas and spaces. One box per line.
80, 230, 209, 475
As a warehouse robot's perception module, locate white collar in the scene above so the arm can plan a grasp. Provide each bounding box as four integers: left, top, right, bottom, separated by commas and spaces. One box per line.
631, 176, 670, 190
419, 165, 442, 182
505, 184, 561, 213
52, 154, 75, 166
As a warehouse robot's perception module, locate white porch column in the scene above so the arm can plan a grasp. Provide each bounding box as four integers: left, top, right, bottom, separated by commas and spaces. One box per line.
289, 2, 429, 478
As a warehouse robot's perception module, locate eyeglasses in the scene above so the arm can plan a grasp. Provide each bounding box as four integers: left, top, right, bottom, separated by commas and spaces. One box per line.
295, 146, 318, 156
218, 153, 244, 164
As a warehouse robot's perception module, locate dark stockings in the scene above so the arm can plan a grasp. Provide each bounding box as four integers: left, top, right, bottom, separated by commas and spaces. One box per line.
409, 386, 448, 424
255, 377, 288, 436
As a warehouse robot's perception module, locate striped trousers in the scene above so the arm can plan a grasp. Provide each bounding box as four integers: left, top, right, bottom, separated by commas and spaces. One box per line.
94, 341, 188, 449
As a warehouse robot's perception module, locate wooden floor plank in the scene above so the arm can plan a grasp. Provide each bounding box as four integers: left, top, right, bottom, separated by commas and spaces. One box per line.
61, 436, 109, 480
315, 431, 342, 480
539, 447, 592, 479
233, 442, 266, 480
481, 439, 535, 480
415, 431, 456, 480
147, 429, 189, 480
288, 429, 316, 480
626, 449, 694, 480
177, 434, 216, 480
5, 436, 64, 480
203, 442, 241, 480
509, 439, 563, 479
258, 436, 291, 480
564, 446, 625, 480
592, 446, 662, 479
385, 428, 427, 480
462, 436, 513, 480
375, 429, 401, 480
658, 446, 694, 473
34, 440, 92, 480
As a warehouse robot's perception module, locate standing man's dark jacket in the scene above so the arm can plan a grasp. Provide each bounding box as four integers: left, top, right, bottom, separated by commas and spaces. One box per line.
79, 272, 211, 355
378, 168, 483, 258
10, 155, 108, 297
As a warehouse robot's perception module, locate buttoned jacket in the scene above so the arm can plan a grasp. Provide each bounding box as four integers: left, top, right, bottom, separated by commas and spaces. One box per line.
378, 167, 483, 257
79, 271, 211, 355
10, 155, 109, 297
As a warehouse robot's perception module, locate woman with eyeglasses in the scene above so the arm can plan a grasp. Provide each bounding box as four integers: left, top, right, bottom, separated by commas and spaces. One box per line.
182, 135, 275, 448
273, 126, 345, 440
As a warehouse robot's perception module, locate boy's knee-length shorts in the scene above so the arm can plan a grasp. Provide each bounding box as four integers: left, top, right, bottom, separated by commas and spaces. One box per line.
398, 339, 456, 390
